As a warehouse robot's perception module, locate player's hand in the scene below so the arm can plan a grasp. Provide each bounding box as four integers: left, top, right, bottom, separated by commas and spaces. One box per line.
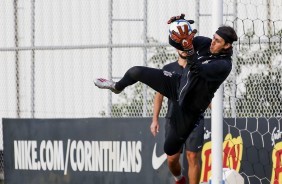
171, 27, 197, 55
167, 13, 194, 24
150, 120, 159, 137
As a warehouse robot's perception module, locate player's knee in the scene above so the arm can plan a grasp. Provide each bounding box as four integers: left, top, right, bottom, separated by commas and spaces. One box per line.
186, 151, 199, 165
167, 155, 180, 166
127, 66, 143, 79
187, 151, 198, 159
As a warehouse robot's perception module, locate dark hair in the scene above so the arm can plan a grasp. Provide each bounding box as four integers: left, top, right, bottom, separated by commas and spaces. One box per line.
216, 26, 238, 44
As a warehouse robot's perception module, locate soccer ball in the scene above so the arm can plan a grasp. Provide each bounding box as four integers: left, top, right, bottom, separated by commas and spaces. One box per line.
208, 168, 244, 184
169, 19, 193, 37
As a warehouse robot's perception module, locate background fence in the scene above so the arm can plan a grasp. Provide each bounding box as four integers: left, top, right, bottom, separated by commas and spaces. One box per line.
1, 0, 282, 183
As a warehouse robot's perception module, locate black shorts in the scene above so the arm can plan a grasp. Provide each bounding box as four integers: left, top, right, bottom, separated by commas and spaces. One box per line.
165, 117, 204, 153
184, 118, 204, 152
116, 66, 204, 155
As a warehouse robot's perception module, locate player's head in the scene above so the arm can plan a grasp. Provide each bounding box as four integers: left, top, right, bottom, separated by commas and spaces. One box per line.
177, 49, 188, 59
210, 25, 238, 54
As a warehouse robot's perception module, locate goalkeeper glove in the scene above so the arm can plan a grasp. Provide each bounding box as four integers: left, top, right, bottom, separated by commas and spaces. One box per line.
168, 14, 197, 54
171, 27, 197, 56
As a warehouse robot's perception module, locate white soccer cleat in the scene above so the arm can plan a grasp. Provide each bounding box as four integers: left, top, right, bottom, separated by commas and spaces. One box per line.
94, 78, 121, 94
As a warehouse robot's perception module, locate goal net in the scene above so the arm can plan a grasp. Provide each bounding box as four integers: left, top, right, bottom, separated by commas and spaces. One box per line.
0, 0, 281, 183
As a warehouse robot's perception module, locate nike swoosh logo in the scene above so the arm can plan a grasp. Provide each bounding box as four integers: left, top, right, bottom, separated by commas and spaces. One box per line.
152, 143, 167, 170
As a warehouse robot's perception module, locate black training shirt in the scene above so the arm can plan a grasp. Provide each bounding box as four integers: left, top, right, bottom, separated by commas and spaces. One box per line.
178, 36, 233, 112
162, 61, 185, 118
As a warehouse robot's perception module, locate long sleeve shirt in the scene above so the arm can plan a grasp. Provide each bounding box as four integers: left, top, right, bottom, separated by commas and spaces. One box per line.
178, 36, 233, 113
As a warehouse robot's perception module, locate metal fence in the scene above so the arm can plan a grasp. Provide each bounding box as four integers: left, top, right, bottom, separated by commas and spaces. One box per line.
1, 0, 282, 181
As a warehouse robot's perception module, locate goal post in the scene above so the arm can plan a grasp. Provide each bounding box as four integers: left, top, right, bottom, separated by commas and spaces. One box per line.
211, 0, 224, 184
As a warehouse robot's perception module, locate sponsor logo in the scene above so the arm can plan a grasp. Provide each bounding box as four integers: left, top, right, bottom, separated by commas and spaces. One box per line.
200, 134, 243, 182
202, 60, 211, 64
204, 127, 211, 140
152, 143, 167, 170
163, 70, 172, 77
271, 127, 282, 146
181, 40, 189, 48
271, 142, 282, 184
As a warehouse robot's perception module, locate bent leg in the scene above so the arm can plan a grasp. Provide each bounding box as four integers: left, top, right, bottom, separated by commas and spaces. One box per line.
167, 152, 182, 177
115, 66, 179, 100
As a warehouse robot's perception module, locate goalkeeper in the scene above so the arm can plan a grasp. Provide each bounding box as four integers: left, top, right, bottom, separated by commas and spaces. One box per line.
94, 14, 238, 156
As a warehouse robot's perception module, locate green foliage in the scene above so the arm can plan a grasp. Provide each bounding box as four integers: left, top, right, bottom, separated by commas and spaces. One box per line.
234, 28, 282, 117
110, 83, 151, 117
109, 37, 177, 117
236, 70, 282, 117
147, 37, 178, 68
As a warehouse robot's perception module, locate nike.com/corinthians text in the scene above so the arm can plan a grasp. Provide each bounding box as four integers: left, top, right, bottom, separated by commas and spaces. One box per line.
14, 140, 142, 175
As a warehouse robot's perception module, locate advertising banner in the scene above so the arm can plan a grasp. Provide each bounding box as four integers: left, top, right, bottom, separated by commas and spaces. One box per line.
200, 118, 282, 184
3, 118, 173, 184
4, 118, 282, 184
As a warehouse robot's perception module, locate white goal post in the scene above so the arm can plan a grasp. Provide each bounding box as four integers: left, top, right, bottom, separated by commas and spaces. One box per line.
211, 0, 224, 183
